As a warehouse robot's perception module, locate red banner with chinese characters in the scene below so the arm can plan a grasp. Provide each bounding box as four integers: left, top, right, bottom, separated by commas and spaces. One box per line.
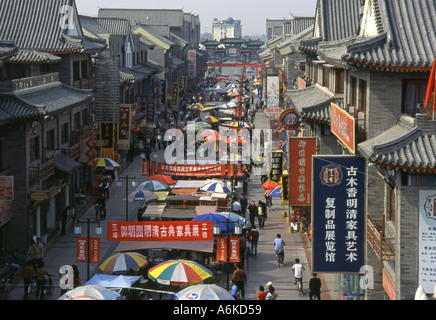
89, 238, 100, 263
216, 236, 227, 262
216, 236, 240, 263
142, 160, 149, 176
107, 221, 214, 242
289, 137, 316, 206
76, 237, 87, 262
157, 163, 227, 177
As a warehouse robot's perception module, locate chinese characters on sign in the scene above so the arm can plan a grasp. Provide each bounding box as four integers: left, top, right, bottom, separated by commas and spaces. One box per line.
118, 105, 131, 150
157, 163, 227, 177
188, 50, 196, 78
216, 236, 240, 263
330, 103, 355, 154
76, 237, 100, 263
419, 190, 436, 293
312, 156, 365, 273
270, 152, 283, 182
289, 138, 316, 206
107, 221, 214, 242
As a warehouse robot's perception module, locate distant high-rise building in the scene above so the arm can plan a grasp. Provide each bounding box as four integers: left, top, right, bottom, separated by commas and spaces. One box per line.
212, 17, 241, 41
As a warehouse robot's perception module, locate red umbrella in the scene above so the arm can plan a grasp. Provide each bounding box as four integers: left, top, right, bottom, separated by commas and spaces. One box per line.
145, 175, 176, 185
262, 180, 281, 191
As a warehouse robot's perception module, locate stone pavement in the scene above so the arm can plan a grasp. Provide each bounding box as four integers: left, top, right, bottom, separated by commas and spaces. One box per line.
7, 110, 335, 301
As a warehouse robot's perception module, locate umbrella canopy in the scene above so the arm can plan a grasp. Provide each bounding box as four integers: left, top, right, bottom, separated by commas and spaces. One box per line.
223, 121, 252, 129
148, 260, 213, 286
200, 181, 231, 194
128, 189, 158, 203
183, 123, 207, 132
175, 284, 234, 300
145, 175, 176, 185
188, 103, 204, 110
262, 179, 281, 191
59, 285, 121, 300
215, 212, 246, 224
269, 186, 282, 198
85, 274, 142, 288
94, 158, 120, 170
194, 116, 209, 123
196, 121, 212, 129
137, 180, 171, 192
192, 213, 234, 233
204, 116, 219, 123
98, 252, 148, 274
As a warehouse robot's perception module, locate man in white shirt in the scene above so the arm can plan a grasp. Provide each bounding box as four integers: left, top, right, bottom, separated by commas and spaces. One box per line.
232, 199, 241, 215
291, 258, 305, 285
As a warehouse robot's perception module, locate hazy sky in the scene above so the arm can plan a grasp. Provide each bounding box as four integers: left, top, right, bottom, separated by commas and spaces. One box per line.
75, 0, 317, 35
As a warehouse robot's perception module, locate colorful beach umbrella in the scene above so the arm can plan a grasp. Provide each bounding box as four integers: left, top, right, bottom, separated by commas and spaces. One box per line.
148, 260, 213, 286
59, 285, 121, 300
128, 189, 158, 203
183, 123, 207, 132
94, 158, 120, 170
204, 116, 219, 123
175, 284, 234, 300
188, 103, 204, 110
194, 116, 209, 123
136, 180, 170, 191
192, 213, 234, 233
262, 179, 281, 191
269, 186, 282, 198
145, 175, 176, 185
98, 252, 148, 274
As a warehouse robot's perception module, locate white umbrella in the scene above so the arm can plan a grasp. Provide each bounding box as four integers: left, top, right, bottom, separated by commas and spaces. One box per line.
59, 285, 121, 300
175, 284, 234, 300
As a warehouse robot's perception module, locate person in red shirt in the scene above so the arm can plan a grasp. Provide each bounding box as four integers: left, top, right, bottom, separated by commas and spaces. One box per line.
257, 285, 267, 300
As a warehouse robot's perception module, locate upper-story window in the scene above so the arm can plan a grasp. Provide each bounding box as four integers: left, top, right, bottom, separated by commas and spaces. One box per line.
402, 79, 428, 115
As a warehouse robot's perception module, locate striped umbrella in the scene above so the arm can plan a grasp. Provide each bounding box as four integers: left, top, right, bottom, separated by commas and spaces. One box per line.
200, 181, 231, 194
194, 116, 209, 123
94, 158, 120, 170
98, 252, 148, 274
148, 260, 213, 286
204, 116, 219, 123
128, 189, 158, 203
188, 103, 204, 110
136, 180, 170, 191
175, 284, 234, 300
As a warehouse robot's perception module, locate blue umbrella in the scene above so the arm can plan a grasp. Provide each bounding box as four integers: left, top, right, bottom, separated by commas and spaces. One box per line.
136, 180, 170, 191
215, 212, 246, 224
192, 213, 234, 234
269, 186, 282, 198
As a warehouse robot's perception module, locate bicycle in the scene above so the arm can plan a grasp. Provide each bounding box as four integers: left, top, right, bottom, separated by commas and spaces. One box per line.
295, 277, 303, 296
276, 251, 284, 268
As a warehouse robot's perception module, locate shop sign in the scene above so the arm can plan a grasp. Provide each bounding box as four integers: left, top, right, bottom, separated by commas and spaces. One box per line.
312, 156, 365, 273
76, 238, 100, 263
289, 138, 316, 206
158, 163, 227, 177
280, 108, 300, 131
30, 191, 50, 201
107, 221, 213, 242
330, 103, 355, 154
419, 190, 436, 293
216, 236, 240, 263
0, 176, 14, 201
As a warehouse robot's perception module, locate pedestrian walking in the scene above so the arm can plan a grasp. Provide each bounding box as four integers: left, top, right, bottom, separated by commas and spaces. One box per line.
232, 198, 241, 215
21, 261, 34, 300
28, 237, 44, 271
99, 178, 110, 199
247, 226, 259, 256
265, 286, 279, 300
247, 201, 257, 227
231, 264, 247, 300
257, 285, 267, 300
309, 273, 322, 300
61, 205, 72, 235
229, 280, 239, 300
35, 261, 54, 300
240, 193, 248, 218
257, 200, 266, 229
97, 193, 106, 220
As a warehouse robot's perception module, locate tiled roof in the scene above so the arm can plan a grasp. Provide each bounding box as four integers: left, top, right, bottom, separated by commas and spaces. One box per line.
7, 50, 62, 64
343, 0, 436, 69
95, 18, 132, 36
0, 41, 18, 60
0, 0, 82, 54
0, 95, 42, 122
286, 84, 341, 123
358, 115, 436, 169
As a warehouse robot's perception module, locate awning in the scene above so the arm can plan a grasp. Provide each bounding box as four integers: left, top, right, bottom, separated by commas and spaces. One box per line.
115, 240, 214, 253
195, 206, 217, 215
142, 204, 166, 219
170, 188, 198, 196
173, 180, 208, 189
161, 208, 197, 220
54, 153, 81, 175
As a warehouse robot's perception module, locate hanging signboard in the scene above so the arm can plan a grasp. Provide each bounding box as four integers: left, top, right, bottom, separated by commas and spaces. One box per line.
142, 160, 149, 177
0, 177, 14, 201
419, 190, 436, 293
266, 76, 279, 108
280, 108, 300, 131
76, 238, 100, 263
270, 152, 283, 182
145, 99, 156, 123
118, 105, 131, 150
312, 156, 365, 273
157, 163, 227, 177
216, 236, 240, 263
330, 103, 355, 154
289, 138, 316, 206
107, 221, 214, 242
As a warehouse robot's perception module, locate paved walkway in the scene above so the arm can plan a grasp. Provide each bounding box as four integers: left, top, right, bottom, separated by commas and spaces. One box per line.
7, 110, 334, 301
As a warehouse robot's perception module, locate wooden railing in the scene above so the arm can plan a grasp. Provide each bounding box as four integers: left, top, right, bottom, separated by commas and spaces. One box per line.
68, 143, 81, 161
367, 215, 395, 264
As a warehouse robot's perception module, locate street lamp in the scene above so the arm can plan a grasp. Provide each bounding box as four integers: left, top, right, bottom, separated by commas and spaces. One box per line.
74, 218, 103, 281
116, 175, 137, 221
213, 217, 243, 290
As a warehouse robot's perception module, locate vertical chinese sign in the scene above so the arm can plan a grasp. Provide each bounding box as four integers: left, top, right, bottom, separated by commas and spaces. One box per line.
289, 138, 316, 206
171, 83, 179, 110
312, 156, 365, 273
118, 105, 131, 150
419, 190, 436, 293
331, 103, 355, 154
188, 50, 196, 79
76, 238, 100, 263
216, 236, 240, 263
